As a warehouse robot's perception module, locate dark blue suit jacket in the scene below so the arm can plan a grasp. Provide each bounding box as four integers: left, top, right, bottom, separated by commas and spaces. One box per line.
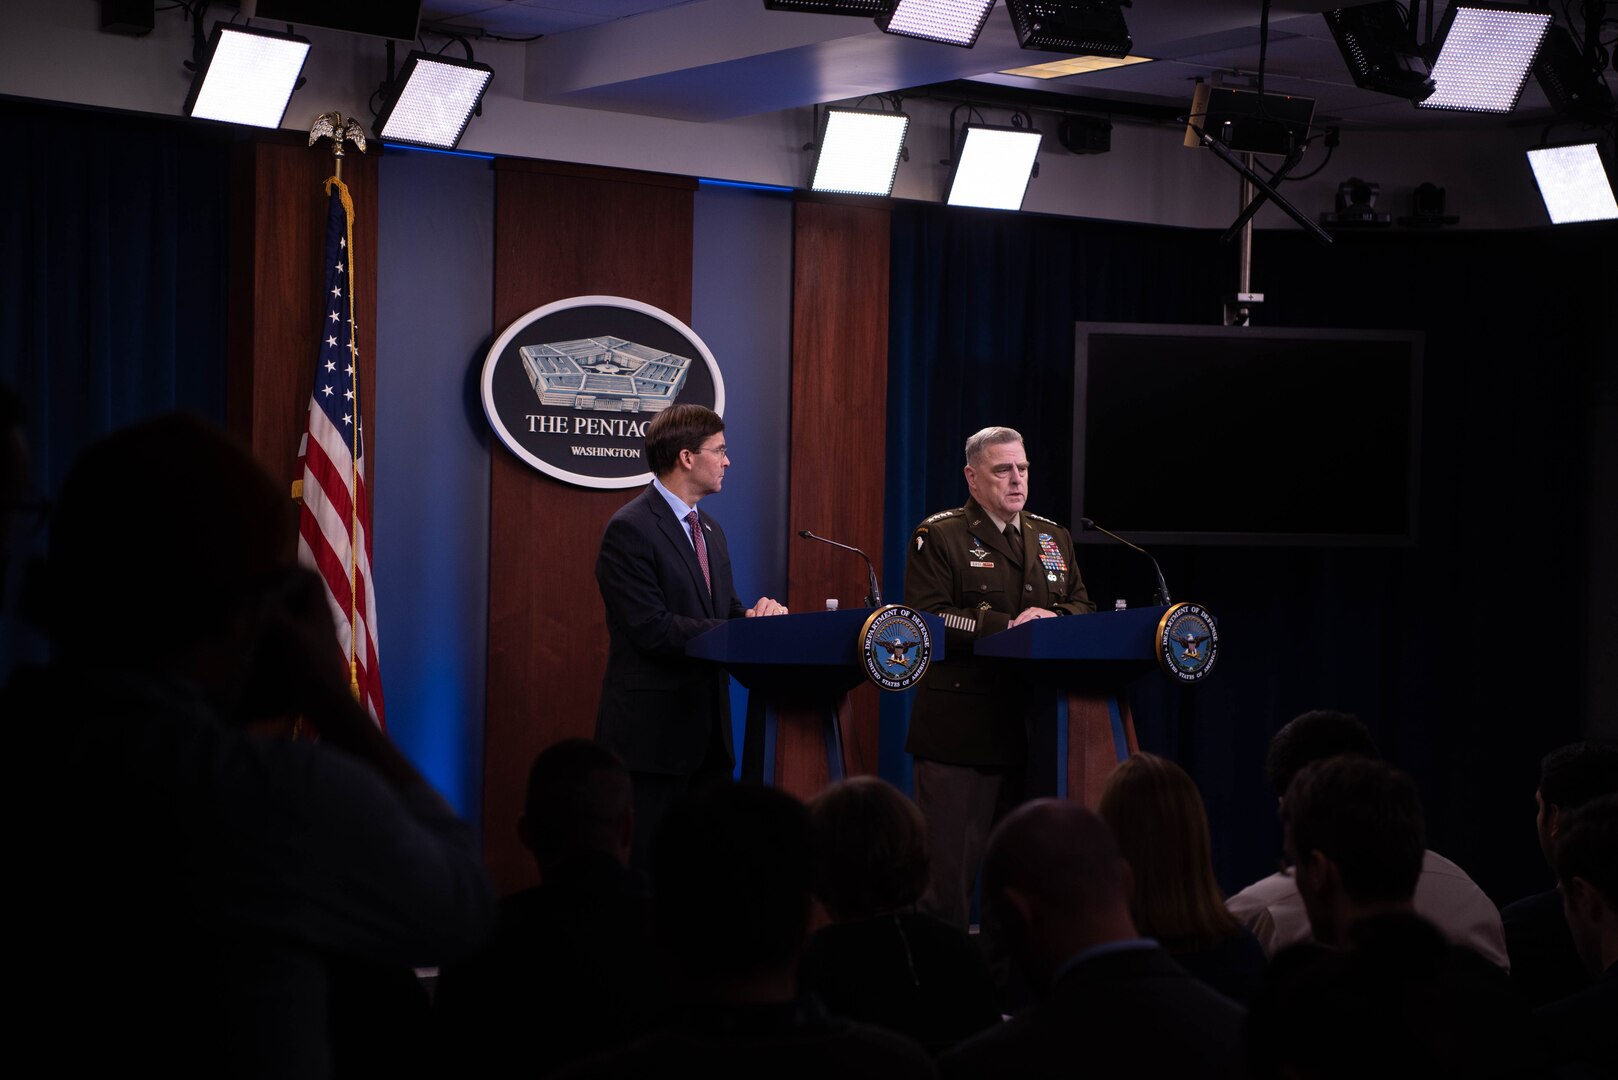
594, 485, 744, 776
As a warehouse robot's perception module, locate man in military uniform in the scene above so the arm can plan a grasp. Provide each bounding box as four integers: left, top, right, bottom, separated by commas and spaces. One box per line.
905, 426, 1094, 928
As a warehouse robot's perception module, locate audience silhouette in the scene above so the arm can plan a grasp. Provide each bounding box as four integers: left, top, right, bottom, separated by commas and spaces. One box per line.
799, 776, 1000, 1053
8, 414, 494, 1079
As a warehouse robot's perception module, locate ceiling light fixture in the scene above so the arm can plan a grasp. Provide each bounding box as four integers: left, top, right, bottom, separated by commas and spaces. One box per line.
1420, 2, 1552, 112
809, 107, 911, 196
878, 0, 996, 48
184, 23, 311, 129
761, 0, 892, 13
1005, 0, 1133, 56
1322, 2, 1435, 103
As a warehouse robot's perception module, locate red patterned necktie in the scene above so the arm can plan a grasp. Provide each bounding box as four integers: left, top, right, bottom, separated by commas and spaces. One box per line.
687, 510, 711, 592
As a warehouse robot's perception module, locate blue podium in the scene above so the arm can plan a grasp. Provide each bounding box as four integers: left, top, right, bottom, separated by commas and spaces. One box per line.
688, 608, 946, 799
976, 606, 1168, 806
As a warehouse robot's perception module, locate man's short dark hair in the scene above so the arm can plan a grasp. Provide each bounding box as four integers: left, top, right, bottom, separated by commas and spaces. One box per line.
1554, 793, 1617, 906
652, 784, 811, 981
522, 739, 631, 871
1267, 709, 1380, 799
1537, 741, 1618, 811
807, 777, 929, 921
1285, 757, 1425, 906
47, 413, 292, 656
644, 404, 724, 478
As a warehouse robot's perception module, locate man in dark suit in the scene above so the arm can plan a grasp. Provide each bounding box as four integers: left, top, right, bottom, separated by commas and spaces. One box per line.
904, 426, 1094, 927
937, 799, 1245, 1078
595, 403, 786, 868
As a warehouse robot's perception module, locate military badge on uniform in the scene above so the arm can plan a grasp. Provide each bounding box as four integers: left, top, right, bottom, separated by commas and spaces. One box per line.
1036, 533, 1067, 574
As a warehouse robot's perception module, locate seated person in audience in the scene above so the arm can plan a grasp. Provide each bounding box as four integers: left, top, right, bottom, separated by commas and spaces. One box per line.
1228, 709, 1508, 967
1247, 757, 1547, 1080
8, 414, 494, 1079
1534, 793, 1617, 1077
1501, 740, 1618, 1007
799, 776, 1000, 1054
558, 783, 936, 1079
1098, 752, 1265, 1003
436, 738, 664, 1076
937, 800, 1246, 1079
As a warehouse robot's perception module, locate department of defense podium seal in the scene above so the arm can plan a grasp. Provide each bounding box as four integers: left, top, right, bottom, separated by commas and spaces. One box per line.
860, 605, 934, 692
1157, 602, 1219, 683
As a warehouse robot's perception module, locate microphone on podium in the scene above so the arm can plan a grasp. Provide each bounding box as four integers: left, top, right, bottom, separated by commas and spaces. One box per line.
1080, 518, 1172, 607
797, 530, 881, 608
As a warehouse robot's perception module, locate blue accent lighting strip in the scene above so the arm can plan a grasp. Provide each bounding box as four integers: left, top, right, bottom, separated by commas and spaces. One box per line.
699, 178, 794, 193
1055, 694, 1069, 799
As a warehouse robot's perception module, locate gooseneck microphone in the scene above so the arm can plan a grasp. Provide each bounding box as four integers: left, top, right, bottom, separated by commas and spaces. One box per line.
1080, 518, 1172, 607
797, 529, 881, 608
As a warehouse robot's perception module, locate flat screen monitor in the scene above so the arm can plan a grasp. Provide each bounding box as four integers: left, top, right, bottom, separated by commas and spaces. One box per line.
1073, 322, 1423, 545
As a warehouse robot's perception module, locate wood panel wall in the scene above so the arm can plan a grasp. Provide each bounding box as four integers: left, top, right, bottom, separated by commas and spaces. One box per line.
787, 199, 892, 778
228, 134, 378, 486
485, 161, 697, 894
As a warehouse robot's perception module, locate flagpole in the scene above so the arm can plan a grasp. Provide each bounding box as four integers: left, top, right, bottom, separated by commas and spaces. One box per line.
309, 112, 368, 697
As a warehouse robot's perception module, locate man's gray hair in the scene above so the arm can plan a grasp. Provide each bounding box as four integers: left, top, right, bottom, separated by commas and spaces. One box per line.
965, 426, 1024, 465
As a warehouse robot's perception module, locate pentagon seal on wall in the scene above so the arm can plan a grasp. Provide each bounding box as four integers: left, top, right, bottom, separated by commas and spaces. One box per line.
481, 295, 725, 490
860, 604, 934, 692
1156, 602, 1219, 683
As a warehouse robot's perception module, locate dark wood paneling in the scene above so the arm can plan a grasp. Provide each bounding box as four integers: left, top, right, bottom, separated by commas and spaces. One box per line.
787, 199, 892, 784
486, 161, 696, 894
228, 134, 378, 489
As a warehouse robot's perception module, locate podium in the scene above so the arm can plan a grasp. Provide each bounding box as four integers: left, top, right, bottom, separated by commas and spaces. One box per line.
975, 606, 1170, 807
687, 608, 946, 799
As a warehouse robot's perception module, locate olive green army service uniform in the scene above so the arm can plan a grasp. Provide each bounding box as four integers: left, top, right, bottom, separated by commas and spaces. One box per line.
904, 497, 1095, 767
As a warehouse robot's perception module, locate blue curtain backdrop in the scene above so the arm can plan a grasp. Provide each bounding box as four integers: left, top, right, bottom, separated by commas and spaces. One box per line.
1, 101, 232, 672
883, 201, 1617, 905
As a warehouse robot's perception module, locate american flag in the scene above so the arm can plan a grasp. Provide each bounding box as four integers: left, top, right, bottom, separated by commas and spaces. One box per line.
296, 176, 384, 727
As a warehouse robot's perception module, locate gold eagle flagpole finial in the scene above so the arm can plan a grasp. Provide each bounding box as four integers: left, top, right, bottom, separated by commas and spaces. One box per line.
308, 112, 368, 180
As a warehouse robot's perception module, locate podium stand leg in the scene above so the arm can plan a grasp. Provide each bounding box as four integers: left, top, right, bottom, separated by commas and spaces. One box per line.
1058, 692, 1139, 807
740, 693, 851, 799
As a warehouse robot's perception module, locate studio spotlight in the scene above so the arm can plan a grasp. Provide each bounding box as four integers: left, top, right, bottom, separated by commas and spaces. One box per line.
376, 51, 494, 150
184, 23, 310, 129
946, 124, 1042, 210
1322, 3, 1435, 103
1526, 143, 1618, 223
1420, 2, 1551, 113
1005, 0, 1132, 57
878, 0, 996, 48
810, 107, 910, 196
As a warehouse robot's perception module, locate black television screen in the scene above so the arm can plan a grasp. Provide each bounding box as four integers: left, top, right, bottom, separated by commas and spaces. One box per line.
1073, 323, 1422, 544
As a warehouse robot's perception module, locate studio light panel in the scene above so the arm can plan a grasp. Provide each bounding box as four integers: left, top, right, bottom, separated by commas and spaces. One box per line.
811, 109, 910, 196
378, 54, 494, 149
1422, 4, 1551, 112
186, 25, 310, 129
947, 126, 1042, 210
879, 0, 997, 48
1526, 144, 1618, 224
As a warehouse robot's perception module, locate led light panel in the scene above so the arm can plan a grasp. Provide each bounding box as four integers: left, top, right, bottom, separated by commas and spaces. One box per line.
186, 25, 310, 129
378, 54, 494, 149
811, 109, 910, 195
1422, 5, 1550, 112
947, 126, 1043, 210
1527, 144, 1618, 224
879, 0, 996, 48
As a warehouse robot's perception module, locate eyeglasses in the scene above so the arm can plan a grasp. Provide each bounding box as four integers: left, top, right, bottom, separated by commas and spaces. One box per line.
691, 444, 728, 458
